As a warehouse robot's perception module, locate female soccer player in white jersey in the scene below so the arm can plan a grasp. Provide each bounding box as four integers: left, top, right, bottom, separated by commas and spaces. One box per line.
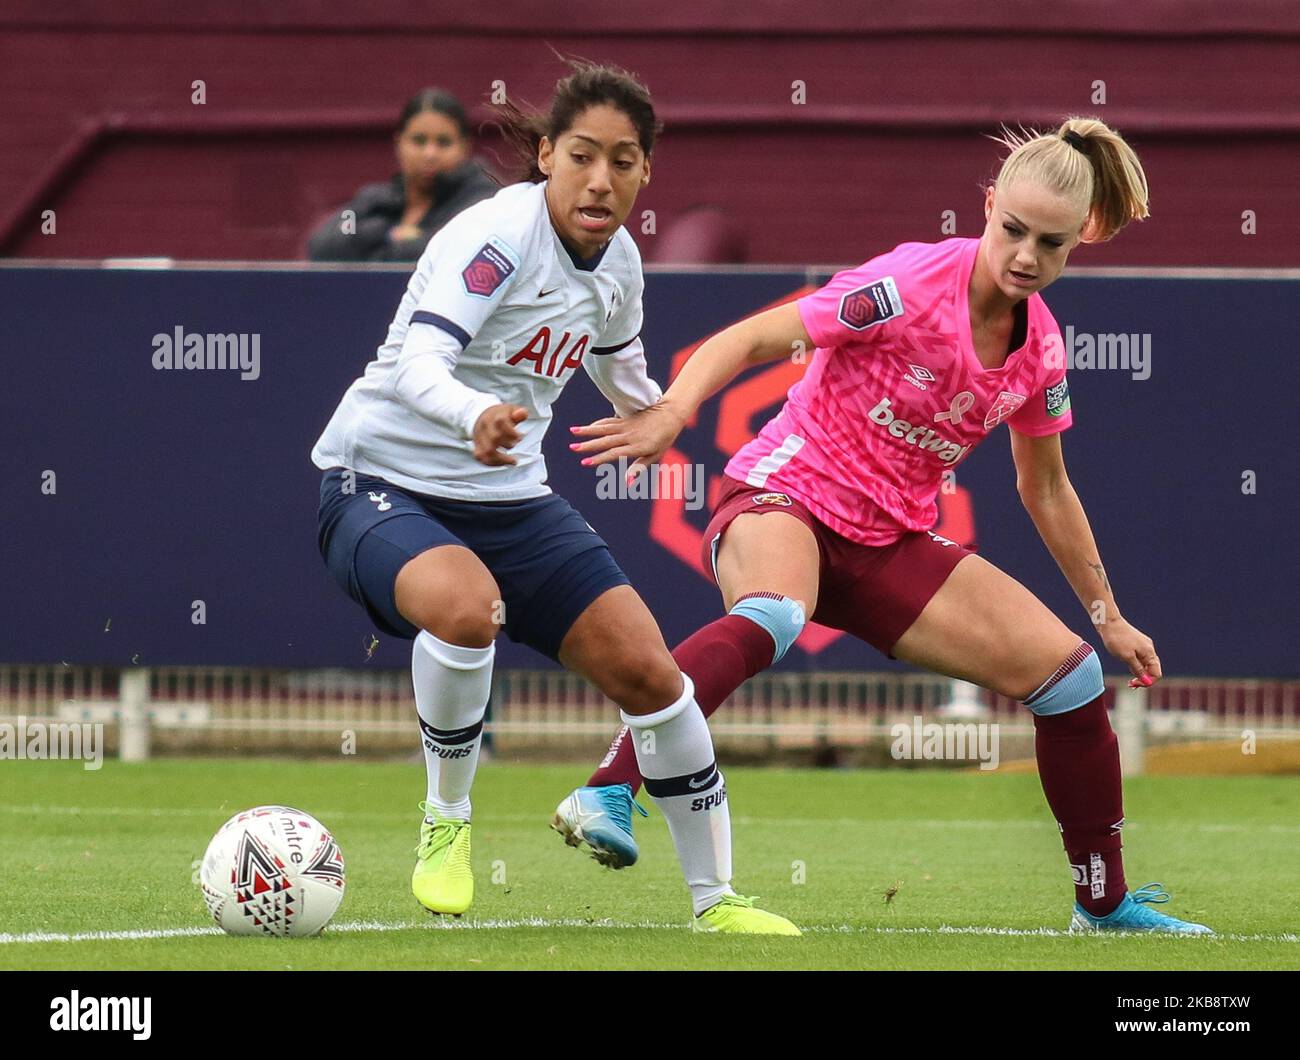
312, 64, 797, 935
560, 117, 1213, 935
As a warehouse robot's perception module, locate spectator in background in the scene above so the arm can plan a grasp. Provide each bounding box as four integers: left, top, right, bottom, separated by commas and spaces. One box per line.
308, 89, 497, 262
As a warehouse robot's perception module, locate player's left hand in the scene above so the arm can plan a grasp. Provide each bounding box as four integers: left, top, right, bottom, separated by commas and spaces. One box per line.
568, 401, 688, 484
1099, 618, 1162, 687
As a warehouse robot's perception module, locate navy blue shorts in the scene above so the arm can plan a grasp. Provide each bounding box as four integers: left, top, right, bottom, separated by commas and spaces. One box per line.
317, 467, 630, 663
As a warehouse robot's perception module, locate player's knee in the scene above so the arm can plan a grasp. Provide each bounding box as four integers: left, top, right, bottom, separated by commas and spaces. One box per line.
1020, 642, 1104, 715
407, 591, 501, 648
395, 547, 501, 647
600, 652, 682, 714
729, 592, 807, 663
428, 609, 499, 648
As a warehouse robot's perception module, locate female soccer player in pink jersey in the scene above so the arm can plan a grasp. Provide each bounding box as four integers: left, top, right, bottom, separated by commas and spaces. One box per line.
557, 117, 1212, 934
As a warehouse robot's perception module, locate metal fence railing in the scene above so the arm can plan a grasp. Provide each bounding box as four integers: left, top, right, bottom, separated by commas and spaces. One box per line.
1, 665, 1297, 770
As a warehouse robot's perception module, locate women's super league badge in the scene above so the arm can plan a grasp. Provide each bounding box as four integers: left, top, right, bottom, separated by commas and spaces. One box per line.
837, 276, 904, 331
751, 492, 793, 507
461, 240, 517, 297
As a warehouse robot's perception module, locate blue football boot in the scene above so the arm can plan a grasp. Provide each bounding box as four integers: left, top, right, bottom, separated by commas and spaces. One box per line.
1069, 883, 1214, 935
551, 783, 649, 869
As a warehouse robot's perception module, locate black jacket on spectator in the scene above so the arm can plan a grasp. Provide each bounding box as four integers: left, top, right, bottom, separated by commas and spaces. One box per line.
308, 160, 499, 262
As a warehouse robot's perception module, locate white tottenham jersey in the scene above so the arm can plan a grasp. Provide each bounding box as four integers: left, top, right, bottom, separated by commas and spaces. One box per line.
311, 180, 661, 500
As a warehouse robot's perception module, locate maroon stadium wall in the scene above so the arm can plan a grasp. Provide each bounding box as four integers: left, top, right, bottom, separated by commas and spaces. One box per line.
2, 1, 1299, 265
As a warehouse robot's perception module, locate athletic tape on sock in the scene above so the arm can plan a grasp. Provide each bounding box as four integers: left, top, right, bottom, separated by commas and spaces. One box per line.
729, 592, 806, 663
1023, 643, 1104, 716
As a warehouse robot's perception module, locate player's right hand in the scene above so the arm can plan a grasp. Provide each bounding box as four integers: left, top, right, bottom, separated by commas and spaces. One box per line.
472, 404, 528, 466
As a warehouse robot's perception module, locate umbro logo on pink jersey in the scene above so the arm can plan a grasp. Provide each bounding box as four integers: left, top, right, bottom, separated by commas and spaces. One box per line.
904, 363, 936, 391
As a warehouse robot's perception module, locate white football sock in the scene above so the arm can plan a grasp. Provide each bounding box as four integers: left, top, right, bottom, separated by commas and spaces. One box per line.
622, 672, 734, 916
411, 630, 494, 822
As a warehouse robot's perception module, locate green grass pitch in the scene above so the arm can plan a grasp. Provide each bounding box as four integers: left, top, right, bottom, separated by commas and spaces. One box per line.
1, 758, 1296, 970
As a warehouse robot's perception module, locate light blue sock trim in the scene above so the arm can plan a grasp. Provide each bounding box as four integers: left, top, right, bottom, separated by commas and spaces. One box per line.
729, 595, 806, 663
1024, 647, 1104, 716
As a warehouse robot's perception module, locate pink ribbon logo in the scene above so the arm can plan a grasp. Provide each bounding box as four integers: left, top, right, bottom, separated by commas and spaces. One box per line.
934, 390, 975, 424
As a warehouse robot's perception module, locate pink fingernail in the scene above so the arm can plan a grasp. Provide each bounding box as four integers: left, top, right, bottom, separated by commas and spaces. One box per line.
569, 426, 580, 433
569, 443, 579, 450
581, 458, 592, 467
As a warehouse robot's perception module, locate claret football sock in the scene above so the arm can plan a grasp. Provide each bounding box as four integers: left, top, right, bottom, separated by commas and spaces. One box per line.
411, 630, 494, 822
1033, 694, 1128, 917
589, 608, 777, 791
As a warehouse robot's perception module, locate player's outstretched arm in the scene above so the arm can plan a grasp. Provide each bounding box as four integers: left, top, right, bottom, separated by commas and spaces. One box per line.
662, 300, 812, 420
583, 337, 664, 420
570, 300, 811, 479
1011, 428, 1161, 688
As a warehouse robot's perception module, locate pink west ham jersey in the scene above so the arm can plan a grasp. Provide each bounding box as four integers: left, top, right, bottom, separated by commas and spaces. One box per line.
725, 237, 1073, 545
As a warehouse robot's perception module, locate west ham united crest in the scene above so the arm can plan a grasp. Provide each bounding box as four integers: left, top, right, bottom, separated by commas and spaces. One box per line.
983, 390, 1027, 429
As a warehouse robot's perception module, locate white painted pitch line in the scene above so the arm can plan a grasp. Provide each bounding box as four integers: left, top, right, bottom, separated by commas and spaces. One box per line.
0, 919, 659, 945
3, 804, 1298, 834
1, 926, 224, 945
1, 918, 1295, 946
845, 925, 1300, 943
